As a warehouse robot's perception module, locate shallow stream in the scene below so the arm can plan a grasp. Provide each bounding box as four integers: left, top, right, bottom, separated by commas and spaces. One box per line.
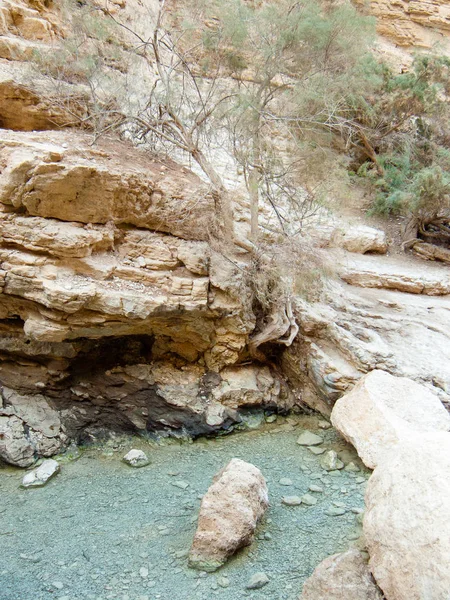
1, 415, 370, 600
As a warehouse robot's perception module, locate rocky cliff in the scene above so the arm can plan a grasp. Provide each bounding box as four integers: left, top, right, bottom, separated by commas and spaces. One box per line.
0, 0, 299, 467
354, 0, 450, 52
1, 0, 450, 468
0, 127, 297, 466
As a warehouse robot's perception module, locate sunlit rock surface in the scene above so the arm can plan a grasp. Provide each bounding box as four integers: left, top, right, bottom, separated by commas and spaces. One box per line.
364, 432, 450, 600
0, 130, 297, 463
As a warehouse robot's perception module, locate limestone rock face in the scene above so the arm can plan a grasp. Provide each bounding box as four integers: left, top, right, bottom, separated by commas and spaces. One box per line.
0, 130, 214, 240
0, 0, 151, 130
364, 433, 450, 600
331, 370, 450, 468
299, 549, 383, 600
340, 255, 450, 295
0, 61, 90, 131
0, 130, 296, 462
282, 251, 450, 415
331, 226, 387, 255
353, 0, 450, 52
189, 458, 268, 571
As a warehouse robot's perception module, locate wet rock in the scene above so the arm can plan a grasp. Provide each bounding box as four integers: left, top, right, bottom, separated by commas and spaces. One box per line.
122, 449, 150, 468
296, 431, 323, 446
189, 458, 268, 571
21, 459, 60, 487
246, 572, 269, 589
320, 451, 344, 471
299, 549, 383, 600
331, 370, 450, 468
364, 433, 450, 600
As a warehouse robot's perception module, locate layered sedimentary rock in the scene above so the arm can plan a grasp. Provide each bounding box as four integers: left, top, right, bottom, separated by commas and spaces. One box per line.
0, 130, 294, 465
353, 0, 450, 51
282, 251, 450, 415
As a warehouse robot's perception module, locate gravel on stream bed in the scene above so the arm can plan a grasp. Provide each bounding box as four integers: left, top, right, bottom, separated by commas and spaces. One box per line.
0, 415, 370, 600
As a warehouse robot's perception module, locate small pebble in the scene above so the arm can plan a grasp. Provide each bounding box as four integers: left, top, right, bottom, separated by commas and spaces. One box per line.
217, 576, 229, 588
282, 496, 302, 506
246, 572, 269, 590
325, 506, 346, 516
296, 431, 323, 446
308, 446, 326, 455
279, 478, 293, 486
309, 485, 323, 493
172, 481, 189, 490
52, 582, 64, 590
301, 494, 317, 506
344, 462, 360, 472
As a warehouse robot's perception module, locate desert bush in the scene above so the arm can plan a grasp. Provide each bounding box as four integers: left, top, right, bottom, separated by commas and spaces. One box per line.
352, 54, 450, 229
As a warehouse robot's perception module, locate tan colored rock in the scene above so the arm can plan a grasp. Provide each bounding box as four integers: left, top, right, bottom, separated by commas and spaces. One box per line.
299, 549, 383, 600
412, 240, 450, 264
331, 225, 387, 255
331, 370, 450, 468
340, 262, 450, 295
364, 433, 450, 600
0, 0, 59, 43
0, 214, 114, 258
189, 458, 268, 571
211, 365, 284, 409
353, 0, 450, 51
0, 130, 214, 240
0, 60, 91, 131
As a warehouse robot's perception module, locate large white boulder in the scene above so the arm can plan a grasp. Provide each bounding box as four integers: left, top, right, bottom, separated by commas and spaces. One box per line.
189, 458, 268, 571
364, 433, 450, 600
331, 370, 450, 468
299, 549, 383, 600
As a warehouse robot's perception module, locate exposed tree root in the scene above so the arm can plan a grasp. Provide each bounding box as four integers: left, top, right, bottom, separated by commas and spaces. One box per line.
248, 297, 299, 361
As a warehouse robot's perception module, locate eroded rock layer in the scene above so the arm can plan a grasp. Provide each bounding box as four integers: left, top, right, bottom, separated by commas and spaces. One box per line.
0, 130, 295, 466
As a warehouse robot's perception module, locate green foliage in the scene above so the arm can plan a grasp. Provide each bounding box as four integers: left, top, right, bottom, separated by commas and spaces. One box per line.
367, 155, 450, 217
352, 53, 450, 221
